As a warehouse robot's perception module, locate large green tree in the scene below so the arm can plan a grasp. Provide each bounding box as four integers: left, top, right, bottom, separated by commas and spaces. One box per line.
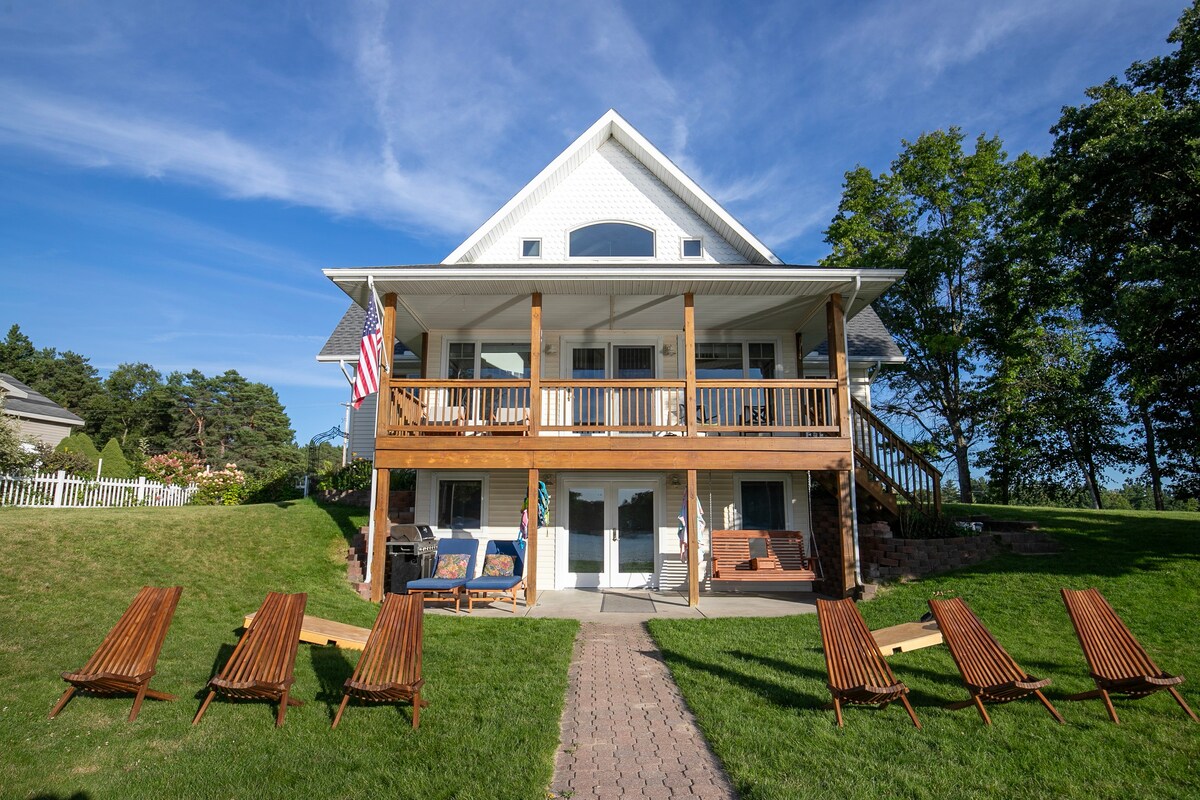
1040, 1, 1200, 502
0, 324, 102, 422
823, 129, 1036, 503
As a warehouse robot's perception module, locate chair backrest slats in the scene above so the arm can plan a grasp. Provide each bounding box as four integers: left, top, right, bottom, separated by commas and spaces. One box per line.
356, 593, 423, 688
222, 592, 307, 686
1062, 588, 1160, 681
818, 598, 896, 691
930, 597, 1026, 687
79, 586, 182, 679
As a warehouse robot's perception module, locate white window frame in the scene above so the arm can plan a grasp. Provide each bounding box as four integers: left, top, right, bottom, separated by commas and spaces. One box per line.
734, 473, 794, 530
693, 338, 783, 378
566, 220, 657, 261
431, 472, 490, 536
520, 238, 542, 259
558, 335, 665, 379
681, 237, 704, 259
441, 336, 534, 379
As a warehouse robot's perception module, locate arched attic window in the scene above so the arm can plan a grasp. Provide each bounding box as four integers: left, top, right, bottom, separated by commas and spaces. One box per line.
569, 222, 655, 258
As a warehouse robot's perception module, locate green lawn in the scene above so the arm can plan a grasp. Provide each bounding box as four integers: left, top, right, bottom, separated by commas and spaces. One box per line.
0, 500, 578, 800
649, 505, 1200, 800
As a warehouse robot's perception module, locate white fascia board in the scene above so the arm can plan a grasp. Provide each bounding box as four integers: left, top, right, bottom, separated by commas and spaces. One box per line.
3, 408, 85, 426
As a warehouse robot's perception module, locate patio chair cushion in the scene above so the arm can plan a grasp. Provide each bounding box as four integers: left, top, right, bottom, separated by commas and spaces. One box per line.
466, 575, 522, 591
406, 577, 467, 591
434, 554, 471, 580
482, 553, 515, 577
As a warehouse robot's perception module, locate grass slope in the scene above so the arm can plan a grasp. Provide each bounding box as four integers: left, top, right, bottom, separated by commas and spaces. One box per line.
649, 505, 1200, 800
0, 500, 577, 800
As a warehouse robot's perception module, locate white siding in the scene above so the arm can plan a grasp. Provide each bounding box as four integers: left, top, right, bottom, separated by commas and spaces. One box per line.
10, 417, 77, 448
474, 140, 746, 265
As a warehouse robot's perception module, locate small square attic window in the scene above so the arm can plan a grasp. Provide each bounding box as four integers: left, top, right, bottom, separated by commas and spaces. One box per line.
521, 239, 541, 258
682, 238, 703, 258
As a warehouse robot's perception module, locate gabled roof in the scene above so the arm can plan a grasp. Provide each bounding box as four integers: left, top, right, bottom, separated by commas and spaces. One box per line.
806, 307, 905, 363
442, 109, 783, 266
316, 304, 419, 363
0, 373, 85, 427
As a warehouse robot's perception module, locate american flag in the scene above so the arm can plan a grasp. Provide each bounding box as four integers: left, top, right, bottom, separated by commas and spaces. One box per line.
351, 297, 383, 409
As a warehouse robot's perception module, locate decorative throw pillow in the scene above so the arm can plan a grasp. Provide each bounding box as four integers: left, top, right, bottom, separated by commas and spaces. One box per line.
434, 553, 470, 580
483, 553, 515, 577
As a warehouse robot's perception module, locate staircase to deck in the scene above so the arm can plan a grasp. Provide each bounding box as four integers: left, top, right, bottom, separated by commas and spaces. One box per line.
849, 398, 942, 516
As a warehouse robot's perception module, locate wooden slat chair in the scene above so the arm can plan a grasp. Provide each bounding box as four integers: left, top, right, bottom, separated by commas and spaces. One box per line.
928, 597, 1064, 725
193, 591, 307, 728
465, 540, 525, 612
405, 538, 479, 613
710, 530, 817, 582
51, 585, 183, 722
332, 592, 427, 729
816, 598, 921, 728
1061, 587, 1198, 724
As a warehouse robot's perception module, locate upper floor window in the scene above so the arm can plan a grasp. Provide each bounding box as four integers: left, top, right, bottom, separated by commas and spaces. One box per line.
569, 222, 655, 258
521, 238, 541, 258
682, 238, 703, 258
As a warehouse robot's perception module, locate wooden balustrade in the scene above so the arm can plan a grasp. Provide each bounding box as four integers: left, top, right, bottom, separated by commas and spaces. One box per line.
382, 378, 846, 437
850, 398, 942, 513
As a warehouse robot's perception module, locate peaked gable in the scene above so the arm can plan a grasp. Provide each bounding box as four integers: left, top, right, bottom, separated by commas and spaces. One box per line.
443, 110, 781, 266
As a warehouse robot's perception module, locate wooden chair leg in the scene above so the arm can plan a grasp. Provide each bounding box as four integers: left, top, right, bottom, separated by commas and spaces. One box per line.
411, 691, 421, 729
1035, 690, 1065, 724
900, 694, 922, 729
49, 687, 76, 719
1168, 688, 1199, 723
1101, 689, 1120, 724
832, 696, 844, 728
331, 694, 351, 729
971, 695, 992, 726
192, 690, 216, 725
128, 683, 149, 722
276, 689, 290, 728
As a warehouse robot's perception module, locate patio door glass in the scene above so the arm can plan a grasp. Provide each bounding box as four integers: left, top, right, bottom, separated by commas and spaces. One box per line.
563, 480, 657, 588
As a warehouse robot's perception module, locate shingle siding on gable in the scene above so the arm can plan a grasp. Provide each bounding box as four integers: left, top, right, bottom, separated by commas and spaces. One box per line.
473, 140, 746, 264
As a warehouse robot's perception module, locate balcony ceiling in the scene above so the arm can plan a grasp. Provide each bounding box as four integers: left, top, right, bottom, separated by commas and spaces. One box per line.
323, 264, 903, 355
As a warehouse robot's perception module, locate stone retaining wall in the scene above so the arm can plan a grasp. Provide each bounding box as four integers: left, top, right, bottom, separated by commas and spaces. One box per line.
860, 523, 1001, 582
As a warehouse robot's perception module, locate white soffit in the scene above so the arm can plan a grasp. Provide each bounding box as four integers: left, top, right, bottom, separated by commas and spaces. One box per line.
442, 109, 782, 266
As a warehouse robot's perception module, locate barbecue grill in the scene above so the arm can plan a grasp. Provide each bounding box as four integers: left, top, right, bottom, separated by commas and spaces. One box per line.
385, 524, 438, 594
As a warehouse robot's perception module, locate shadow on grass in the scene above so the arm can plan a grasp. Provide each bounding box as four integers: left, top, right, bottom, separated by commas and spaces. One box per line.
656, 646, 827, 712
311, 644, 356, 721
31, 793, 92, 800
314, 501, 368, 546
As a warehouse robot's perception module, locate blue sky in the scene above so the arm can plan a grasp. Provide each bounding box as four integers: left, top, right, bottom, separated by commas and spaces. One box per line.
0, 0, 1185, 446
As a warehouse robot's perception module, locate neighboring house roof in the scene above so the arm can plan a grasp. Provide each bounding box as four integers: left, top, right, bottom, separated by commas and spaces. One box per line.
807, 306, 905, 363
316, 304, 421, 363
443, 109, 783, 266
0, 373, 85, 427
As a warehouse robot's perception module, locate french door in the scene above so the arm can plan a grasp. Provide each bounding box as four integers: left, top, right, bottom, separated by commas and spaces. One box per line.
560, 479, 657, 588
568, 344, 656, 430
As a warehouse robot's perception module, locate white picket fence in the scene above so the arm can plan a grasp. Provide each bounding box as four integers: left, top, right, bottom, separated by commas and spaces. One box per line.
0, 470, 198, 508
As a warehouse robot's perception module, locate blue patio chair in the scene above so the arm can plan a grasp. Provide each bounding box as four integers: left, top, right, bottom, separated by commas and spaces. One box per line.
465, 540, 525, 613
405, 537, 479, 613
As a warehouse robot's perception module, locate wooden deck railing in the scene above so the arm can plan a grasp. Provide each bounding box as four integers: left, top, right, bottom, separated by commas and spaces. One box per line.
850, 398, 942, 513
382, 378, 845, 437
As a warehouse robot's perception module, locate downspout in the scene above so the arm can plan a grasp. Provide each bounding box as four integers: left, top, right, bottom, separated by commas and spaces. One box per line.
844, 277, 865, 593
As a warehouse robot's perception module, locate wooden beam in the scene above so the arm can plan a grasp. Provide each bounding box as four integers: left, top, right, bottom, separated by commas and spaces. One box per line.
375, 293, 398, 440
526, 468, 539, 606
826, 293, 851, 438
684, 293, 697, 437
370, 468, 390, 602
529, 293, 542, 436
686, 468, 699, 607
833, 469, 857, 597
419, 331, 430, 378
372, 448, 853, 472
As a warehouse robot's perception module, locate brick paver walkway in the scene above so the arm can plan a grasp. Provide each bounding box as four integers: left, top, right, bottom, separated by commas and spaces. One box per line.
550, 622, 737, 799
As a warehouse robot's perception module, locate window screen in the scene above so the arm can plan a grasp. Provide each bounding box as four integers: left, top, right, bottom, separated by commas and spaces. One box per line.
437, 480, 482, 530
741, 480, 787, 530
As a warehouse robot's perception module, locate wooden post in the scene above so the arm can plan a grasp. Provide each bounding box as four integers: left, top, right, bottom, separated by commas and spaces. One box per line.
369, 292, 398, 603
529, 293, 542, 436
827, 293, 857, 597
526, 467, 539, 606
419, 331, 430, 378
683, 293, 697, 437
686, 468, 699, 607
370, 468, 390, 602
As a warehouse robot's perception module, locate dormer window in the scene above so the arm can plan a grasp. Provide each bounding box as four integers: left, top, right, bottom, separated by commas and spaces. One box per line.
682, 238, 703, 258
569, 222, 655, 258
521, 238, 541, 258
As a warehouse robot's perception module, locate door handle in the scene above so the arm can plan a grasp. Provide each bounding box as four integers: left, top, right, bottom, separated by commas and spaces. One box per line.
612, 529, 618, 542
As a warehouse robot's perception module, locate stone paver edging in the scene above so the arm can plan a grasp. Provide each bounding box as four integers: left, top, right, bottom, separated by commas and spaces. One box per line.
550, 622, 736, 799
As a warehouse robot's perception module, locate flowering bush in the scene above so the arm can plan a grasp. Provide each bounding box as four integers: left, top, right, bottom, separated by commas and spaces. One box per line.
192, 463, 248, 506
143, 451, 205, 486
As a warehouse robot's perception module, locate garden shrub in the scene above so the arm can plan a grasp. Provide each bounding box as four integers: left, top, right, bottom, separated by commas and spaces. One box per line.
191, 463, 248, 506
143, 451, 205, 486
98, 438, 134, 479
244, 466, 304, 504
317, 458, 374, 492
32, 442, 90, 475
894, 506, 974, 539
56, 432, 99, 472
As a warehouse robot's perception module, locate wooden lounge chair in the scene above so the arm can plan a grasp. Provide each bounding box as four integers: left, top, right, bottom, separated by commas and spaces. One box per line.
405, 538, 479, 612
928, 597, 1064, 725
1061, 587, 1198, 724
816, 597, 921, 728
465, 539, 525, 612
193, 591, 307, 728
332, 592, 426, 729
51, 585, 182, 722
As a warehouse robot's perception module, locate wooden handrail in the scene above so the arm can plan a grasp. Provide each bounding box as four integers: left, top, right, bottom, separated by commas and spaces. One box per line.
850, 398, 942, 514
